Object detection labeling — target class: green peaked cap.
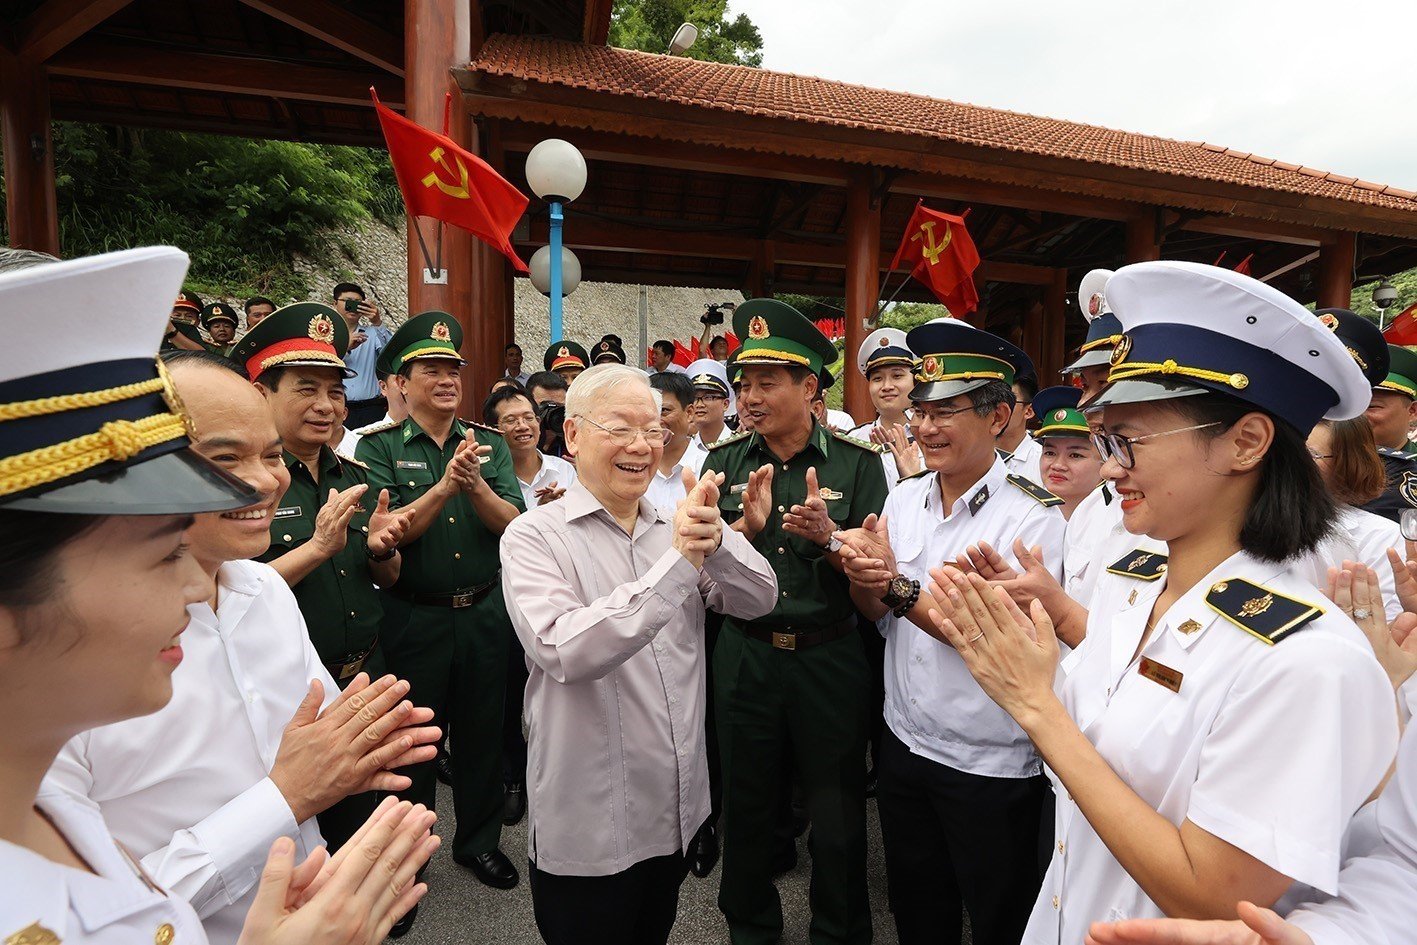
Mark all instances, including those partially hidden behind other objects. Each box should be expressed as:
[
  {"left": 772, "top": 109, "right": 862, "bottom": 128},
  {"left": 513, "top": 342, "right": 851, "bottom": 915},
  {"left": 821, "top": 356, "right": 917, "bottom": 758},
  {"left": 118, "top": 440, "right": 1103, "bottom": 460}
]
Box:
[
  {"left": 382, "top": 311, "right": 464, "bottom": 374},
  {"left": 729, "top": 298, "right": 838, "bottom": 378}
]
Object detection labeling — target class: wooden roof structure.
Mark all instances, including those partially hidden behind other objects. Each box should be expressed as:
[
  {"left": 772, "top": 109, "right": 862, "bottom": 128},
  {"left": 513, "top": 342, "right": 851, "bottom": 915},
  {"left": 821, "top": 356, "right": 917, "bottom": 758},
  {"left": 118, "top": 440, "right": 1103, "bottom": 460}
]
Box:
[{"left": 5, "top": 1, "right": 1416, "bottom": 413}]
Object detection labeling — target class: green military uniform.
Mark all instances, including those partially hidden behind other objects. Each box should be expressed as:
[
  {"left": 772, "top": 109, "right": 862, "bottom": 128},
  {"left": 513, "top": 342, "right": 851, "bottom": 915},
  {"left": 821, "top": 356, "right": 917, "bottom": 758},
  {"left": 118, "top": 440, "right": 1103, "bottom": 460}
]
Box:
[
  {"left": 230, "top": 300, "right": 381, "bottom": 851},
  {"left": 163, "top": 290, "right": 206, "bottom": 351},
  {"left": 355, "top": 312, "right": 526, "bottom": 863},
  {"left": 702, "top": 299, "right": 887, "bottom": 945},
  {"left": 200, "top": 301, "right": 240, "bottom": 357}
]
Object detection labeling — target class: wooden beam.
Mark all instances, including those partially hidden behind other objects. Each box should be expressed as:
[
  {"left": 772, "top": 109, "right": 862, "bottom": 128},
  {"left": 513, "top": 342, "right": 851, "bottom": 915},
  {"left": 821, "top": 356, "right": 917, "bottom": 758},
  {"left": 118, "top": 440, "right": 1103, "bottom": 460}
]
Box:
[
  {"left": 582, "top": 0, "right": 613, "bottom": 45},
  {"left": 234, "top": 0, "right": 404, "bottom": 76},
  {"left": 1, "top": 52, "right": 60, "bottom": 253},
  {"left": 47, "top": 38, "right": 404, "bottom": 107},
  {"left": 16, "top": 0, "right": 133, "bottom": 62},
  {"left": 1316, "top": 232, "right": 1356, "bottom": 309}
]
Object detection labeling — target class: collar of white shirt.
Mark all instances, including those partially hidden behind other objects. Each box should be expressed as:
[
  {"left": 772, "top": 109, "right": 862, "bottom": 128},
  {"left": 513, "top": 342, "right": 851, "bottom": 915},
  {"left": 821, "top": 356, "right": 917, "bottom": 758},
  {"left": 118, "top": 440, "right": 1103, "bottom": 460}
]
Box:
[
  {"left": 561, "top": 480, "right": 667, "bottom": 527},
  {"left": 923, "top": 455, "right": 1010, "bottom": 520}
]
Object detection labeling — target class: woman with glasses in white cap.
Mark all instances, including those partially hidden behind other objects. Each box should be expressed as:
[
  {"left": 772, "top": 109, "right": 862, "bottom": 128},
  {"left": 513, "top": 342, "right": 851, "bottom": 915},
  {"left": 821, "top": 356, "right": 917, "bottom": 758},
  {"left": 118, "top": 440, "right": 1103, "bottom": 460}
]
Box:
[
  {"left": 0, "top": 248, "right": 435, "bottom": 945},
  {"left": 922, "top": 261, "right": 1400, "bottom": 945}
]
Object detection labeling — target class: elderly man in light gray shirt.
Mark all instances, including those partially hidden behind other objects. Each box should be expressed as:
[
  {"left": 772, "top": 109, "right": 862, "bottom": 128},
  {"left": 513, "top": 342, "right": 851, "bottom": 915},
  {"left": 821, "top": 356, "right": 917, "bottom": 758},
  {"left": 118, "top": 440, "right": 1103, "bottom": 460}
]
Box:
[{"left": 500, "top": 364, "right": 778, "bottom": 945}]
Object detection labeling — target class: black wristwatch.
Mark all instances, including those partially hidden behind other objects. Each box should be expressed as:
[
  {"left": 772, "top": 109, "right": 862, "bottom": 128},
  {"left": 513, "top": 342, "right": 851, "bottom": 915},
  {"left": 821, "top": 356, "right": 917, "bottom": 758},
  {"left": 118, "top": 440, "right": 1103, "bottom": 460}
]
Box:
[
  {"left": 881, "top": 575, "right": 921, "bottom": 618},
  {"left": 366, "top": 544, "right": 397, "bottom": 563}
]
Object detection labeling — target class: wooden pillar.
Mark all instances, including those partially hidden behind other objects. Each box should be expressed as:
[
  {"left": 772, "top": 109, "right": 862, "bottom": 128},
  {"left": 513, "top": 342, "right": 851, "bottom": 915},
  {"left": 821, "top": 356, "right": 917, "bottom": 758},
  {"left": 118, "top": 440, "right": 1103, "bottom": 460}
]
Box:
[
  {"left": 1316, "top": 232, "right": 1356, "bottom": 309},
  {"left": 404, "top": 0, "right": 476, "bottom": 412},
  {"left": 1022, "top": 299, "right": 1044, "bottom": 380},
  {"left": 1125, "top": 211, "right": 1161, "bottom": 263},
  {"left": 746, "top": 241, "right": 775, "bottom": 298},
  {"left": 843, "top": 169, "right": 879, "bottom": 422},
  {"left": 1042, "top": 268, "right": 1067, "bottom": 384},
  {"left": 1, "top": 53, "right": 60, "bottom": 254},
  {"left": 468, "top": 117, "right": 511, "bottom": 402}
]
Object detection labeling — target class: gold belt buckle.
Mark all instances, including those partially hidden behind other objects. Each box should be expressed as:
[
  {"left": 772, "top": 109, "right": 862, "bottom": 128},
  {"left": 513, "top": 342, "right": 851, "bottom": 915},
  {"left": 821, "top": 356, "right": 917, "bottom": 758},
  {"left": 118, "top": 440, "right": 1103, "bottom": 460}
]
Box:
[
  {"left": 338, "top": 656, "right": 367, "bottom": 680},
  {"left": 451, "top": 592, "right": 474, "bottom": 608},
  {"left": 771, "top": 631, "right": 796, "bottom": 651}
]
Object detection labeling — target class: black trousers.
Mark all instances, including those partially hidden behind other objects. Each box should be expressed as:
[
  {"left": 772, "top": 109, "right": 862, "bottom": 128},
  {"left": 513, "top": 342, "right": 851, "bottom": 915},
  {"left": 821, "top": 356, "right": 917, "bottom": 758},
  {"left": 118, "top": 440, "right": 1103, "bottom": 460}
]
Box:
[
  {"left": 529, "top": 852, "right": 688, "bottom": 945},
  {"left": 503, "top": 624, "right": 529, "bottom": 786},
  {"left": 857, "top": 613, "right": 887, "bottom": 770},
  {"left": 878, "top": 726, "right": 1048, "bottom": 945},
  {"left": 345, "top": 395, "right": 387, "bottom": 428}
]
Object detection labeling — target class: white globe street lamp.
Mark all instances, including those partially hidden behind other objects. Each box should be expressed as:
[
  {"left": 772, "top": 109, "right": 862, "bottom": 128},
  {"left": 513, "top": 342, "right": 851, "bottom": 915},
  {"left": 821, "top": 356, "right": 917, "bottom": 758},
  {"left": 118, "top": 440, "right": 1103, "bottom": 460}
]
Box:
[
  {"left": 526, "top": 140, "right": 588, "bottom": 344},
  {"left": 529, "top": 245, "right": 582, "bottom": 297}
]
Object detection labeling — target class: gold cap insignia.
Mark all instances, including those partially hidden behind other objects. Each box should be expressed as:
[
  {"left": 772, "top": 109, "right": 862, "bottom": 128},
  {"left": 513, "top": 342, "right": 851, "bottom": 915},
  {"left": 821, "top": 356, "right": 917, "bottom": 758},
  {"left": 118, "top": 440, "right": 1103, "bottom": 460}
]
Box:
[
  {"left": 307, "top": 313, "right": 335, "bottom": 343},
  {"left": 879, "top": 336, "right": 890, "bottom": 346},
  {"left": 1088, "top": 292, "right": 1105, "bottom": 317},
  {"left": 1110, "top": 334, "right": 1132, "bottom": 367},
  {"left": 922, "top": 355, "right": 941, "bottom": 380},
  {"left": 599, "top": 341, "right": 610, "bottom": 351},
  {"left": 1319, "top": 312, "right": 1339, "bottom": 331},
  {"left": 1054, "top": 409, "right": 1068, "bottom": 421},
  {"left": 748, "top": 315, "right": 770, "bottom": 340},
  {"left": 431, "top": 321, "right": 452, "bottom": 342},
  {"left": 558, "top": 345, "right": 569, "bottom": 357}
]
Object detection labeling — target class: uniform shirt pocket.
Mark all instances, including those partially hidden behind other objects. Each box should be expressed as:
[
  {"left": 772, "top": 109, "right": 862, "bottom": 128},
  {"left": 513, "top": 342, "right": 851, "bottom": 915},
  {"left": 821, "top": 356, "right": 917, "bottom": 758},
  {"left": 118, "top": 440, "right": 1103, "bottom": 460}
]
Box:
[{"left": 269, "top": 508, "right": 315, "bottom": 551}]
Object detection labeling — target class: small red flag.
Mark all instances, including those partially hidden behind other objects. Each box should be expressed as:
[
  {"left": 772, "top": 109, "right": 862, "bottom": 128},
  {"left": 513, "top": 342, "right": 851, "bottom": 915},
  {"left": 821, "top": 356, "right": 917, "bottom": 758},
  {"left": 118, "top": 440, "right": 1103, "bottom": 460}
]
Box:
[
  {"left": 725, "top": 332, "right": 741, "bottom": 355},
  {"left": 672, "top": 340, "right": 696, "bottom": 367},
  {"left": 888, "top": 200, "right": 981, "bottom": 315},
  {"left": 371, "top": 90, "right": 529, "bottom": 272},
  {"left": 1233, "top": 253, "right": 1254, "bottom": 276},
  {"left": 1384, "top": 302, "right": 1417, "bottom": 346}
]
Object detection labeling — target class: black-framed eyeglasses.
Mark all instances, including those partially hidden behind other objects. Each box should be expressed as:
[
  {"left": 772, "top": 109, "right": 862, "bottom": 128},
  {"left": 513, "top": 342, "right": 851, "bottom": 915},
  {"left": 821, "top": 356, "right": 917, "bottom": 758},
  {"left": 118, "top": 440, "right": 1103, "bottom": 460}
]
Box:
[{"left": 1090, "top": 422, "right": 1221, "bottom": 470}]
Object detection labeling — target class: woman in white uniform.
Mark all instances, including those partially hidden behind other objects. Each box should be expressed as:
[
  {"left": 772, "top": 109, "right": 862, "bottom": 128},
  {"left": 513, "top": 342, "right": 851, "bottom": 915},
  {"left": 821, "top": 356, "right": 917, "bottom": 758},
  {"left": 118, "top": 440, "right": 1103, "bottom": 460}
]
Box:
[
  {"left": 0, "top": 248, "right": 435, "bottom": 945},
  {"left": 1031, "top": 385, "right": 1103, "bottom": 520},
  {"left": 922, "top": 261, "right": 1400, "bottom": 944}
]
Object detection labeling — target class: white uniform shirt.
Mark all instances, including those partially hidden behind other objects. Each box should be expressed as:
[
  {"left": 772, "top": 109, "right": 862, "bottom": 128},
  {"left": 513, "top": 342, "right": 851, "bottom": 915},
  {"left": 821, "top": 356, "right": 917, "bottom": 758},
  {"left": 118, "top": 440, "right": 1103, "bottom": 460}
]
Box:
[
  {"left": 1002, "top": 433, "right": 1044, "bottom": 484},
  {"left": 880, "top": 458, "right": 1067, "bottom": 778},
  {"left": 644, "top": 439, "right": 708, "bottom": 511},
  {"left": 1289, "top": 710, "right": 1417, "bottom": 945},
  {"left": 1293, "top": 506, "right": 1405, "bottom": 621},
  {"left": 1062, "top": 484, "right": 1164, "bottom": 611},
  {"left": 1, "top": 785, "right": 209, "bottom": 945},
  {"left": 517, "top": 452, "right": 578, "bottom": 512},
  {"left": 45, "top": 560, "right": 337, "bottom": 945},
  {"left": 824, "top": 408, "right": 856, "bottom": 433},
  {"left": 1027, "top": 550, "right": 1398, "bottom": 945}
]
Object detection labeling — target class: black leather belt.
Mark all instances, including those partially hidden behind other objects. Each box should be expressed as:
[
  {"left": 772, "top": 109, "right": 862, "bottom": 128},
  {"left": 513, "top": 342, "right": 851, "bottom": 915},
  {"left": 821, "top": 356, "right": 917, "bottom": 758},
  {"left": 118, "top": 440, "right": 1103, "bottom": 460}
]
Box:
[
  {"left": 324, "top": 638, "right": 378, "bottom": 682},
  {"left": 385, "top": 573, "right": 499, "bottom": 609},
  {"left": 740, "top": 616, "right": 856, "bottom": 651}
]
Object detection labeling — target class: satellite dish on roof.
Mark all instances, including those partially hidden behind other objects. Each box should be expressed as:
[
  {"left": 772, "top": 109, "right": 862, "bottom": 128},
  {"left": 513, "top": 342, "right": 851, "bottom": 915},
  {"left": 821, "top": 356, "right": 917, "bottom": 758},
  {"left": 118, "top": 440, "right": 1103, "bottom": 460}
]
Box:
[{"left": 668, "top": 23, "right": 698, "bottom": 56}]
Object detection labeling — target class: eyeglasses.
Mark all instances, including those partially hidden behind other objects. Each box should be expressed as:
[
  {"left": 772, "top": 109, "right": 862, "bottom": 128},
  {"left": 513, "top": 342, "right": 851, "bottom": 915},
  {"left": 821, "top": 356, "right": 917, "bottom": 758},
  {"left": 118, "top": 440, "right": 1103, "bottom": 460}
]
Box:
[
  {"left": 1307, "top": 449, "right": 1334, "bottom": 460},
  {"left": 910, "top": 404, "right": 978, "bottom": 427},
  {"left": 694, "top": 394, "right": 727, "bottom": 404},
  {"left": 575, "top": 414, "right": 672, "bottom": 447},
  {"left": 496, "top": 412, "right": 537, "bottom": 430},
  {"left": 1090, "top": 422, "right": 1221, "bottom": 470}
]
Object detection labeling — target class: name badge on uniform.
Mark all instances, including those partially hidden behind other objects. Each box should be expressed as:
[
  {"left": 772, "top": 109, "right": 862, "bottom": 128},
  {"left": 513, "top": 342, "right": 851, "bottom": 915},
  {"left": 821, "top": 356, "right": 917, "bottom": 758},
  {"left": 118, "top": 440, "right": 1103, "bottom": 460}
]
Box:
[
  {"left": 273, "top": 506, "right": 302, "bottom": 520},
  {"left": 731, "top": 482, "right": 749, "bottom": 495},
  {"left": 1138, "top": 657, "right": 1183, "bottom": 694},
  {"left": 396, "top": 460, "right": 429, "bottom": 470}
]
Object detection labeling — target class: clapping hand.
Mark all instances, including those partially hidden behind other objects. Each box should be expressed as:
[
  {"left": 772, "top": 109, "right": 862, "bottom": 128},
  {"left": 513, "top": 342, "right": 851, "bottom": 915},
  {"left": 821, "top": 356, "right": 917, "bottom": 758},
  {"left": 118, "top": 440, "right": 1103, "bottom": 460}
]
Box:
[
  {"left": 673, "top": 469, "right": 726, "bottom": 569},
  {"left": 782, "top": 466, "right": 835, "bottom": 547},
  {"left": 366, "top": 488, "right": 414, "bottom": 555},
  {"left": 737, "top": 463, "right": 774, "bottom": 539},
  {"left": 447, "top": 436, "right": 493, "bottom": 493},
  {"left": 871, "top": 422, "right": 922, "bottom": 479},
  {"left": 1328, "top": 560, "right": 1417, "bottom": 690},
  {"left": 238, "top": 797, "right": 439, "bottom": 945},
  {"left": 1387, "top": 539, "right": 1417, "bottom": 614},
  {"left": 534, "top": 481, "right": 568, "bottom": 505},
  {"left": 955, "top": 539, "right": 1063, "bottom": 611},
  {"left": 836, "top": 513, "right": 897, "bottom": 595},
  {"left": 1084, "top": 900, "right": 1312, "bottom": 945},
  {"left": 311, "top": 485, "right": 367, "bottom": 557}
]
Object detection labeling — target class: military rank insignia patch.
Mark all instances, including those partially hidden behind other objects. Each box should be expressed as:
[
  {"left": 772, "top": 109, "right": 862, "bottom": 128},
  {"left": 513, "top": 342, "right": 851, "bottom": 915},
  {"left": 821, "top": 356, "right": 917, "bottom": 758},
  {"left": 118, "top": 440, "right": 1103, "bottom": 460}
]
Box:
[
  {"left": 1105, "top": 549, "right": 1168, "bottom": 580},
  {"left": 1005, "top": 473, "right": 1064, "bottom": 507},
  {"left": 1401, "top": 470, "right": 1417, "bottom": 509},
  {"left": 967, "top": 484, "right": 990, "bottom": 515},
  {"left": 1205, "top": 577, "right": 1322, "bottom": 645}
]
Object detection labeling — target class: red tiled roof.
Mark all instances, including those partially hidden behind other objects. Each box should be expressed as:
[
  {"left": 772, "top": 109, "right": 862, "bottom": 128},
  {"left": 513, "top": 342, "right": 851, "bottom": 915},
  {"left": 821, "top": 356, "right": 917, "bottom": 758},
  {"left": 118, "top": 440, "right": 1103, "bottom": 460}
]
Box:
[{"left": 469, "top": 35, "right": 1417, "bottom": 216}]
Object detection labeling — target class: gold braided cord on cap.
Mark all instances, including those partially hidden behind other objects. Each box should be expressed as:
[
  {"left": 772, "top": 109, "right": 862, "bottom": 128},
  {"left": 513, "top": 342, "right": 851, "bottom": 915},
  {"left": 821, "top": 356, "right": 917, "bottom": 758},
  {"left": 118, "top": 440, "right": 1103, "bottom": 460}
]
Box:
[
  {"left": 737, "top": 348, "right": 812, "bottom": 367},
  {"left": 257, "top": 350, "right": 347, "bottom": 372},
  {"left": 1108, "top": 359, "right": 1250, "bottom": 391},
  {"left": 0, "top": 376, "right": 166, "bottom": 423},
  {"left": 399, "top": 346, "right": 464, "bottom": 363},
  {"left": 0, "top": 413, "right": 188, "bottom": 497},
  {"left": 1380, "top": 379, "right": 1417, "bottom": 398},
  {"left": 1078, "top": 334, "right": 1123, "bottom": 354}
]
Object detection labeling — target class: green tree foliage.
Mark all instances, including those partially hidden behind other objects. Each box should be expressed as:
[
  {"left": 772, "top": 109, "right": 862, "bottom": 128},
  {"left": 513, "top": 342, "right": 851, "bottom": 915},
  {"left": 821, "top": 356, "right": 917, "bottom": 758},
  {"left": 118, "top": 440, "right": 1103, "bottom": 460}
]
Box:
[
  {"left": 1, "top": 123, "right": 401, "bottom": 301},
  {"left": 609, "top": 0, "right": 763, "bottom": 66}
]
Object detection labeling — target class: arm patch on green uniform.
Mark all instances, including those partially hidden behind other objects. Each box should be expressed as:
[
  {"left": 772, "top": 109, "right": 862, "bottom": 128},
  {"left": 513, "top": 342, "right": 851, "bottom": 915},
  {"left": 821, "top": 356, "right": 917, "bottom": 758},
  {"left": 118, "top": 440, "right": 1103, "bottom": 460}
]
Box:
[
  {"left": 1106, "top": 550, "right": 1169, "bottom": 580},
  {"left": 1006, "top": 473, "right": 1063, "bottom": 507},
  {"left": 1205, "top": 577, "right": 1322, "bottom": 646}
]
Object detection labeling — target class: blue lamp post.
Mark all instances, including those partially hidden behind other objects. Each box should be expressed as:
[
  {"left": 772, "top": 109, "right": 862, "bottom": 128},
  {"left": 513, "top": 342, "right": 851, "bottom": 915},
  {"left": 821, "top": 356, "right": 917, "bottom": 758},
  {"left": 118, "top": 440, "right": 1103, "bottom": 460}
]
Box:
[{"left": 526, "top": 139, "right": 588, "bottom": 342}]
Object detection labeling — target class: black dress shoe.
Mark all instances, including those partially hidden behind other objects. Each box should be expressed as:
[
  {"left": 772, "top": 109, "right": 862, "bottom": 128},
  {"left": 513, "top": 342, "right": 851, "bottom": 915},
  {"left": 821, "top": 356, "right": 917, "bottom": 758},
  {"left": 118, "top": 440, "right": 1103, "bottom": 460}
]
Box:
[
  {"left": 502, "top": 782, "right": 525, "bottom": 826},
  {"left": 456, "top": 849, "right": 520, "bottom": 889},
  {"left": 688, "top": 822, "right": 719, "bottom": 878},
  {"left": 388, "top": 903, "right": 418, "bottom": 939},
  {"left": 435, "top": 754, "right": 453, "bottom": 786}
]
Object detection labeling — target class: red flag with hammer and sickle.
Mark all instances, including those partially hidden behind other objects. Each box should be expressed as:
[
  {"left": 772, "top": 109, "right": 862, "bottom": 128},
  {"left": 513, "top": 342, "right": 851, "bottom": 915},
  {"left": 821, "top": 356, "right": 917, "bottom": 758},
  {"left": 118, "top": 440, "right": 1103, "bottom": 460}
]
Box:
[
  {"left": 372, "top": 90, "right": 529, "bottom": 272},
  {"left": 888, "top": 200, "right": 981, "bottom": 315}
]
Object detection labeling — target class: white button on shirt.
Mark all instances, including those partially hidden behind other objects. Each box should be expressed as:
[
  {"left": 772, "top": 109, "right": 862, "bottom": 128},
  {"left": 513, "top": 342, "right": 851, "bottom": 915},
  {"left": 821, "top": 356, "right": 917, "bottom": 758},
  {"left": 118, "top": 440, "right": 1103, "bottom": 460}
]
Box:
[
  {"left": 880, "top": 457, "right": 1066, "bottom": 778},
  {"left": 1026, "top": 550, "right": 1398, "bottom": 945},
  {"left": 516, "top": 451, "right": 578, "bottom": 512},
  {"left": 45, "top": 560, "right": 337, "bottom": 945},
  {"left": 1, "top": 785, "right": 210, "bottom": 945}
]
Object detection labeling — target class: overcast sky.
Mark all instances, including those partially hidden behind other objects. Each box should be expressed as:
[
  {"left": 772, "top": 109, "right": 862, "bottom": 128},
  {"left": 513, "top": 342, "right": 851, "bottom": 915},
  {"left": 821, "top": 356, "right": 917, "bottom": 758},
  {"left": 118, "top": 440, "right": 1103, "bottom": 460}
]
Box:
[{"left": 735, "top": 0, "right": 1417, "bottom": 190}]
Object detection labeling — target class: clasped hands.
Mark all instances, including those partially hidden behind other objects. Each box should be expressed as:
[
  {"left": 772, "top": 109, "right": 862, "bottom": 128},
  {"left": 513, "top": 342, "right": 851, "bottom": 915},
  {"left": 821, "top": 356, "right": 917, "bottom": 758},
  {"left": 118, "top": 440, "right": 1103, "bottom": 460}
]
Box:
[
  {"left": 444, "top": 436, "right": 493, "bottom": 494},
  {"left": 673, "top": 469, "right": 726, "bottom": 569}
]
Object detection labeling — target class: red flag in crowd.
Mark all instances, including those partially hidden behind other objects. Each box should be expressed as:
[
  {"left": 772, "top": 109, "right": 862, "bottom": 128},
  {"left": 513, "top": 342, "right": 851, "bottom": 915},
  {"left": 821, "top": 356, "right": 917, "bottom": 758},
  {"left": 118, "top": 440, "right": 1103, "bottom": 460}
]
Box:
[
  {"left": 724, "top": 332, "right": 741, "bottom": 354},
  {"left": 371, "top": 89, "right": 529, "bottom": 272},
  {"left": 888, "top": 200, "right": 981, "bottom": 315},
  {"left": 1233, "top": 253, "right": 1254, "bottom": 276},
  {"left": 813, "top": 317, "right": 846, "bottom": 341},
  {"left": 672, "top": 340, "right": 696, "bottom": 367},
  {"left": 1384, "top": 302, "right": 1417, "bottom": 346}
]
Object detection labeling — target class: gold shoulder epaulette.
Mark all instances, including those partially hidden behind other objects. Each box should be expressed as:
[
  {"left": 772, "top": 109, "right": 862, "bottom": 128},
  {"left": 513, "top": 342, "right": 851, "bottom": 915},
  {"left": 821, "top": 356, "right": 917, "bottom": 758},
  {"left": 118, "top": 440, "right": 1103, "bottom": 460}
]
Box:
[
  {"left": 1105, "top": 549, "right": 1169, "bottom": 581},
  {"left": 707, "top": 429, "right": 752, "bottom": 451},
  {"left": 1206, "top": 577, "right": 1322, "bottom": 646},
  {"left": 335, "top": 451, "right": 368, "bottom": 470},
  {"left": 460, "top": 418, "right": 504, "bottom": 437},
  {"left": 831, "top": 430, "right": 885, "bottom": 453},
  {"left": 355, "top": 417, "right": 401, "bottom": 437},
  {"left": 1006, "top": 473, "right": 1063, "bottom": 507}
]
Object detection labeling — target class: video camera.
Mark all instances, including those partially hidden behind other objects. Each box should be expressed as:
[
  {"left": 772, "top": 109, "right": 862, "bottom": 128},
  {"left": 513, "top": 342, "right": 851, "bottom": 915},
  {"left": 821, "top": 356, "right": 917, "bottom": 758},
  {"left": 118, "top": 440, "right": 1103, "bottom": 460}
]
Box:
[
  {"left": 536, "top": 399, "right": 567, "bottom": 457},
  {"left": 701, "top": 301, "right": 736, "bottom": 326}
]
